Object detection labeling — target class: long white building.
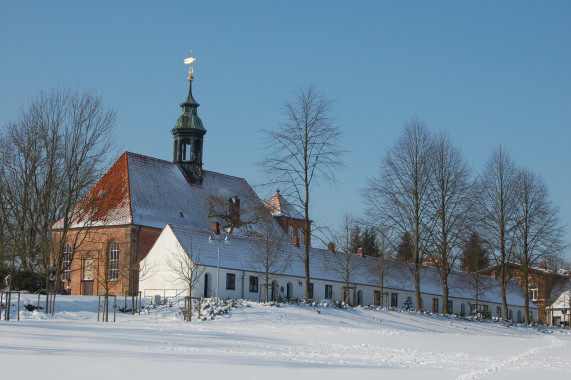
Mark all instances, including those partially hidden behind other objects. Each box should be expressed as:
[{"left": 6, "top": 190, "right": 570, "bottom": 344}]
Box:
[{"left": 140, "top": 223, "right": 537, "bottom": 322}]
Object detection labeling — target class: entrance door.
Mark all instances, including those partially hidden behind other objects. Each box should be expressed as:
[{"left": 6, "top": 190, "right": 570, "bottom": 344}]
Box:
[
  {"left": 204, "top": 273, "right": 209, "bottom": 298},
  {"left": 271, "top": 281, "right": 278, "bottom": 301},
  {"left": 82, "top": 258, "right": 94, "bottom": 295},
  {"left": 83, "top": 281, "right": 94, "bottom": 295}
]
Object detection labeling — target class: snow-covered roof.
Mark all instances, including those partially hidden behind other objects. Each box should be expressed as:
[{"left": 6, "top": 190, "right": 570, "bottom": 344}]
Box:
[
  {"left": 164, "top": 223, "right": 534, "bottom": 308},
  {"left": 265, "top": 191, "right": 304, "bottom": 220},
  {"left": 549, "top": 280, "right": 571, "bottom": 309},
  {"left": 58, "top": 152, "right": 287, "bottom": 238}
]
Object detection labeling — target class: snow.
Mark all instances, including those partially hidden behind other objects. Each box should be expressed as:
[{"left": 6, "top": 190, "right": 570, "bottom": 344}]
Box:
[
  {"left": 165, "top": 224, "right": 534, "bottom": 309},
  {"left": 266, "top": 191, "right": 305, "bottom": 220},
  {"left": 1, "top": 295, "right": 570, "bottom": 379},
  {"left": 127, "top": 153, "right": 281, "bottom": 237}
]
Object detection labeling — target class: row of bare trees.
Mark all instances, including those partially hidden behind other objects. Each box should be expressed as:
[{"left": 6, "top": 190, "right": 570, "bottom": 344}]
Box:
[
  {"left": 258, "top": 85, "right": 565, "bottom": 321},
  {"left": 0, "top": 87, "right": 117, "bottom": 294},
  {"left": 363, "top": 118, "right": 566, "bottom": 321}
]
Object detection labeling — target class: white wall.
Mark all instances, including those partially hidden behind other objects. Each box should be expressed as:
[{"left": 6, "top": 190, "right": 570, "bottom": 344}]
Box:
[
  {"left": 179, "top": 265, "right": 536, "bottom": 322},
  {"left": 139, "top": 228, "right": 536, "bottom": 322}
]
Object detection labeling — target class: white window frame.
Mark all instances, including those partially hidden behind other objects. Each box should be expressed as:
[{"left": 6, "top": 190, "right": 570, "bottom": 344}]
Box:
[
  {"left": 62, "top": 244, "right": 72, "bottom": 282},
  {"left": 529, "top": 284, "right": 538, "bottom": 301},
  {"left": 325, "top": 284, "right": 333, "bottom": 299},
  {"left": 109, "top": 242, "right": 120, "bottom": 281}
]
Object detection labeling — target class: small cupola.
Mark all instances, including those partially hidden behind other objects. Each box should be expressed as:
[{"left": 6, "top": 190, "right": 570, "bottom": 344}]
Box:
[{"left": 172, "top": 52, "right": 207, "bottom": 185}]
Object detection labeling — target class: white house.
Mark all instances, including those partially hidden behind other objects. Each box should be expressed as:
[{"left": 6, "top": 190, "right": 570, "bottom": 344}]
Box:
[
  {"left": 547, "top": 282, "right": 571, "bottom": 326},
  {"left": 140, "top": 223, "right": 537, "bottom": 322}
]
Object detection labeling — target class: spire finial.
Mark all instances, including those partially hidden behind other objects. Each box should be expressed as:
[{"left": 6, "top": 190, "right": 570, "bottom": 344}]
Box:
[
  {"left": 184, "top": 50, "right": 197, "bottom": 81},
  {"left": 276, "top": 188, "right": 280, "bottom": 195}
]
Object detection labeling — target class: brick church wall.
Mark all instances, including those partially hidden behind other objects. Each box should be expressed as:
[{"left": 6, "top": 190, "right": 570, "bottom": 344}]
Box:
[
  {"left": 274, "top": 216, "right": 311, "bottom": 246},
  {"left": 56, "top": 224, "right": 161, "bottom": 296}
]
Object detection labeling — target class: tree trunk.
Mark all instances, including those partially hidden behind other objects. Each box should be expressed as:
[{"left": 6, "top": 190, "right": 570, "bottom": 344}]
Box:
[
  {"left": 523, "top": 269, "right": 530, "bottom": 324},
  {"left": 442, "top": 281, "right": 449, "bottom": 314},
  {"left": 475, "top": 275, "right": 479, "bottom": 313},
  {"left": 501, "top": 264, "right": 508, "bottom": 321},
  {"left": 265, "top": 273, "right": 269, "bottom": 303},
  {"left": 304, "top": 191, "right": 310, "bottom": 300},
  {"left": 380, "top": 271, "right": 385, "bottom": 309},
  {"left": 414, "top": 270, "right": 421, "bottom": 311}
]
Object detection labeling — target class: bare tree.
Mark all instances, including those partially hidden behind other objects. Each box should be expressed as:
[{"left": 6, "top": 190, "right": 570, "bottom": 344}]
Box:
[
  {"left": 249, "top": 215, "right": 290, "bottom": 302},
  {"left": 364, "top": 118, "right": 434, "bottom": 311},
  {"left": 458, "top": 233, "right": 493, "bottom": 314},
  {"left": 478, "top": 146, "right": 519, "bottom": 320},
  {"left": 323, "top": 214, "right": 361, "bottom": 304},
  {"left": 0, "top": 87, "right": 117, "bottom": 295},
  {"left": 260, "top": 85, "right": 344, "bottom": 299},
  {"left": 367, "top": 231, "right": 396, "bottom": 308},
  {"left": 206, "top": 193, "right": 270, "bottom": 235},
  {"left": 513, "top": 168, "right": 566, "bottom": 323},
  {"left": 166, "top": 239, "right": 205, "bottom": 321},
  {"left": 427, "top": 131, "right": 475, "bottom": 314}
]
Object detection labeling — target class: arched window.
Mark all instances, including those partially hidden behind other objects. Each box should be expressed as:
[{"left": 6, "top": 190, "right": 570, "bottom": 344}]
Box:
[
  {"left": 298, "top": 228, "right": 304, "bottom": 245},
  {"left": 288, "top": 225, "right": 294, "bottom": 238},
  {"left": 109, "top": 242, "right": 120, "bottom": 281},
  {"left": 62, "top": 244, "right": 72, "bottom": 281}
]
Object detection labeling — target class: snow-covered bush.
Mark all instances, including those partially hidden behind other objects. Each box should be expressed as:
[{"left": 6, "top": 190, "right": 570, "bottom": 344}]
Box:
[{"left": 402, "top": 296, "right": 413, "bottom": 311}]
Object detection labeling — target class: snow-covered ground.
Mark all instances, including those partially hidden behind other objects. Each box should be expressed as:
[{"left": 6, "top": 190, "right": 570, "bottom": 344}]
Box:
[{"left": 1, "top": 295, "right": 570, "bottom": 379}]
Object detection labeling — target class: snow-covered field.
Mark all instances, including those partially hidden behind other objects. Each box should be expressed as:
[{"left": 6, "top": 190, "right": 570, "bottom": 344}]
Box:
[{"left": 1, "top": 296, "right": 570, "bottom": 379}]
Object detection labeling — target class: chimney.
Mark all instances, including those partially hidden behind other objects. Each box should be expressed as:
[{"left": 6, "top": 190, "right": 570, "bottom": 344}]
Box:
[
  {"left": 540, "top": 261, "right": 547, "bottom": 269},
  {"left": 211, "top": 221, "right": 220, "bottom": 235},
  {"left": 292, "top": 236, "right": 299, "bottom": 247},
  {"left": 229, "top": 196, "right": 240, "bottom": 221},
  {"left": 552, "top": 264, "right": 557, "bottom": 272},
  {"left": 491, "top": 270, "right": 497, "bottom": 278},
  {"left": 327, "top": 242, "right": 335, "bottom": 251},
  {"left": 357, "top": 247, "right": 364, "bottom": 256}
]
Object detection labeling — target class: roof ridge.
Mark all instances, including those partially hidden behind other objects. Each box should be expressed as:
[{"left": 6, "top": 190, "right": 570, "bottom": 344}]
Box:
[
  {"left": 124, "top": 152, "right": 134, "bottom": 222},
  {"left": 203, "top": 169, "right": 247, "bottom": 182},
  {"left": 124, "top": 151, "right": 250, "bottom": 183},
  {"left": 276, "top": 193, "right": 283, "bottom": 212},
  {"left": 167, "top": 223, "right": 298, "bottom": 247},
  {"left": 125, "top": 151, "right": 174, "bottom": 165}
]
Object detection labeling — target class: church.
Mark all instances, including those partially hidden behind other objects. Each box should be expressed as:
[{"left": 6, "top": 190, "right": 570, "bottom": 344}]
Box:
[
  {"left": 57, "top": 60, "right": 306, "bottom": 297},
  {"left": 57, "top": 59, "right": 535, "bottom": 322}
]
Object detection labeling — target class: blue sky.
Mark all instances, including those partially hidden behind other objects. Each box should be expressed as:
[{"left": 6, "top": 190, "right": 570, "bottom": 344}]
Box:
[{"left": 1, "top": 1, "right": 570, "bottom": 261}]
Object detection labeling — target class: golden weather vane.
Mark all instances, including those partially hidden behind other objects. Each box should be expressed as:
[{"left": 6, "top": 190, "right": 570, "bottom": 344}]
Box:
[{"left": 184, "top": 50, "right": 197, "bottom": 79}]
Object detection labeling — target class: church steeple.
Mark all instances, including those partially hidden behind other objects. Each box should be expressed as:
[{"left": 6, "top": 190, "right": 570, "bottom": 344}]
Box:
[{"left": 172, "top": 52, "right": 206, "bottom": 185}]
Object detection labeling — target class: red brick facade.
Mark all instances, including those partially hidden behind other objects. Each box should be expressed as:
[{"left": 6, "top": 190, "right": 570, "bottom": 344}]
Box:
[
  {"left": 481, "top": 263, "right": 567, "bottom": 323},
  {"left": 273, "top": 215, "right": 311, "bottom": 246},
  {"left": 55, "top": 225, "right": 161, "bottom": 296}
]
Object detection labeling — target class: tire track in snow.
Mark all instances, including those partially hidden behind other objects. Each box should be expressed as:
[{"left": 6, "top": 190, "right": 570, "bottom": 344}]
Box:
[{"left": 457, "top": 335, "right": 564, "bottom": 380}]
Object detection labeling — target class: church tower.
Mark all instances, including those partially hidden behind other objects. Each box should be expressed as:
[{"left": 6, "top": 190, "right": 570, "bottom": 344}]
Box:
[{"left": 172, "top": 53, "right": 206, "bottom": 185}]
